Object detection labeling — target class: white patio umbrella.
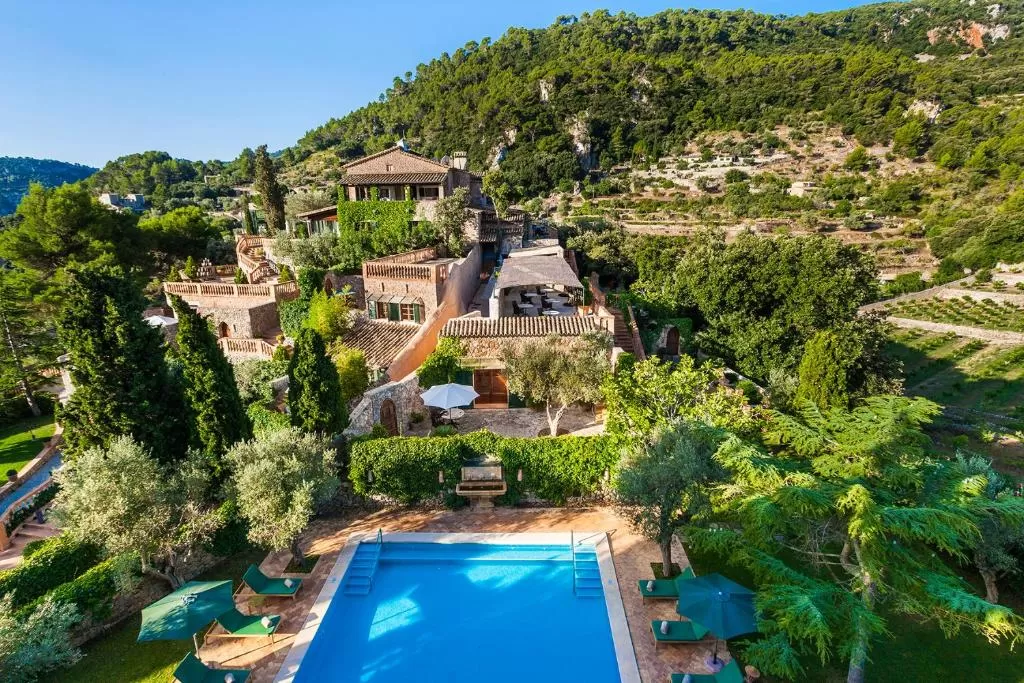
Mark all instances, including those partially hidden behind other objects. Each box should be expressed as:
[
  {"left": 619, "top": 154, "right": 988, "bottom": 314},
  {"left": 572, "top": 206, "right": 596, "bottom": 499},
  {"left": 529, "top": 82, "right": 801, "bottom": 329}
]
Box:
[{"left": 421, "top": 383, "right": 479, "bottom": 425}]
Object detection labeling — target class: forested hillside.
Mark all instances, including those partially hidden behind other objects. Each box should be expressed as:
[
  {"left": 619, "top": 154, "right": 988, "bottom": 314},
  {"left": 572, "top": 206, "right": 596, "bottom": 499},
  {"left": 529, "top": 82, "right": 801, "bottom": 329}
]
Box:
[
  {"left": 0, "top": 157, "right": 96, "bottom": 215},
  {"left": 289, "top": 0, "right": 1023, "bottom": 183}
]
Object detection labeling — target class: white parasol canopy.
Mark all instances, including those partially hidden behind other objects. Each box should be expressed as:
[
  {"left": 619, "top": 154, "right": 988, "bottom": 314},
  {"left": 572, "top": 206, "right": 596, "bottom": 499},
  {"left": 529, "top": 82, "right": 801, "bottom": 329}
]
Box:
[{"left": 420, "top": 383, "right": 479, "bottom": 410}]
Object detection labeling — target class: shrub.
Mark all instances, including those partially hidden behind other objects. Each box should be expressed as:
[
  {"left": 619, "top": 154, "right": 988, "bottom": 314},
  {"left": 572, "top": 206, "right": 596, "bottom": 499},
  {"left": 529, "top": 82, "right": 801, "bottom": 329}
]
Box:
[
  {"left": 21, "top": 539, "right": 47, "bottom": 560},
  {"left": 349, "top": 433, "right": 620, "bottom": 505},
  {"left": 246, "top": 403, "right": 290, "bottom": 437},
  {"left": 430, "top": 425, "right": 458, "bottom": 437},
  {"left": 0, "top": 596, "right": 82, "bottom": 681},
  {"left": 0, "top": 536, "right": 103, "bottom": 609},
  {"left": 19, "top": 553, "right": 140, "bottom": 621}
]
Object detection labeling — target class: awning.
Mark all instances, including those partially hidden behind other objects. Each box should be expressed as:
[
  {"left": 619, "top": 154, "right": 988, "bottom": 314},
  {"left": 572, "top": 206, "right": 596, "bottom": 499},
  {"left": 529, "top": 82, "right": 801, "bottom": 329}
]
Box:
[
  {"left": 366, "top": 293, "right": 425, "bottom": 305},
  {"left": 495, "top": 253, "right": 583, "bottom": 292}
]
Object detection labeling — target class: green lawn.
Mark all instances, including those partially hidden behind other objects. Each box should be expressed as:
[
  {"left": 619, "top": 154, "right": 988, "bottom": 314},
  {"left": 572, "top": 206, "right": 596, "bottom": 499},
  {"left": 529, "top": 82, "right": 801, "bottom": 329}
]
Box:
[
  {"left": 54, "top": 548, "right": 265, "bottom": 683},
  {"left": 686, "top": 544, "right": 1024, "bottom": 683},
  {"left": 0, "top": 414, "right": 56, "bottom": 475}
]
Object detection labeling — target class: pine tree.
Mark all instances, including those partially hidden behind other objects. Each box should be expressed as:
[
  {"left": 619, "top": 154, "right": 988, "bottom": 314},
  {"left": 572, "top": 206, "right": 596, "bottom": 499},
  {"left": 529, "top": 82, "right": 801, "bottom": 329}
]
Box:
[
  {"left": 168, "top": 296, "right": 251, "bottom": 471},
  {"left": 253, "top": 145, "right": 286, "bottom": 236},
  {"left": 57, "top": 265, "right": 185, "bottom": 462},
  {"left": 689, "top": 396, "right": 1024, "bottom": 683},
  {"left": 0, "top": 269, "right": 59, "bottom": 416},
  {"left": 287, "top": 328, "right": 346, "bottom": 435}
]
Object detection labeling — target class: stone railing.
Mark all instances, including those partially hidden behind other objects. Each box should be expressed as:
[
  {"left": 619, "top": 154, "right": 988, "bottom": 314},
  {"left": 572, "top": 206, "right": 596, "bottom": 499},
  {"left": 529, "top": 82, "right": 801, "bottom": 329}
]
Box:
[
  {"left": 363, "top": 261, "right": 447, "bottom": 282},
  {"left": 373, "top": 247, "right": 437, "bottom": 265},
  {"left": 218, "top": 337, "right": 277, "bottom": 358},
  {"left": 164, "top": 280, "right": 297, "bottom": 302},
  {"left": 625, "top": 302, "right": 647, "bottom": 361}
]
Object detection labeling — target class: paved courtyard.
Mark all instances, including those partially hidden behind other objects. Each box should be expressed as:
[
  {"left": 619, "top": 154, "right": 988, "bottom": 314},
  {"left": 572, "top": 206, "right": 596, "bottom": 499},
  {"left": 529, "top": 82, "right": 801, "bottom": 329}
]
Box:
[{"left": 200, "top": 507, "right": 734, "bottom": 683}]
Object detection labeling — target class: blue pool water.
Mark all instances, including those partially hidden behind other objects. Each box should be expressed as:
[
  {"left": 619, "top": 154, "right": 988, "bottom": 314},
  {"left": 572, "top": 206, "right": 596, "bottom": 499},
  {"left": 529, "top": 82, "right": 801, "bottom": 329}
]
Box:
[
  {"left": 0, "top": 453, "right": 62, "bottom": 516},
  {"left": 294, "top": 542, "right": 622, "bottom": 683}
]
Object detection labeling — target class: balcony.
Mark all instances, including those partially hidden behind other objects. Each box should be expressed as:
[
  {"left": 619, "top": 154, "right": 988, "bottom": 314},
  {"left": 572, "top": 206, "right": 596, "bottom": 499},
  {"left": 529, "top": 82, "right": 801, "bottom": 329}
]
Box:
[
  {"left": 362, "top": 247, "right": 453, "bottom": 283},
  {"left": 163, "top": 280, "right": 298, "bottom": 303}
]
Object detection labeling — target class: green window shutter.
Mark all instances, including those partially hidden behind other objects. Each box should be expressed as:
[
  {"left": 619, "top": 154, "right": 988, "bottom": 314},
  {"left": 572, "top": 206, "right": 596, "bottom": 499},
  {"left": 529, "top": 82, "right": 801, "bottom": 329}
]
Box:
[
  {"left": 413, "top": 304, "right": 423, "bottom": 323},
  {"left": 508, "top": 392, "right": 526, "bottom": 409},
  {"left": 388, "top": 302, "right": 400, "bottom": 321},
  {"left": 367, "top": 301, "right": 377, "bottom": 319},
  {"left": 454, "top": 369, "right": 475, "bottom": 408}
]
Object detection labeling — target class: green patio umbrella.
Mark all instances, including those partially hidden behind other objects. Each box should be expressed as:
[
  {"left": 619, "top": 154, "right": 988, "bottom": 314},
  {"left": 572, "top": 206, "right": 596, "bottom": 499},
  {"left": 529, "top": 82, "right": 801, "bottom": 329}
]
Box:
[
  {"left": 676, "top": 573, "right": 757, "bottom": 670},
  {"left": 138, "top": 580, "right": 235, "bottom": 653}
]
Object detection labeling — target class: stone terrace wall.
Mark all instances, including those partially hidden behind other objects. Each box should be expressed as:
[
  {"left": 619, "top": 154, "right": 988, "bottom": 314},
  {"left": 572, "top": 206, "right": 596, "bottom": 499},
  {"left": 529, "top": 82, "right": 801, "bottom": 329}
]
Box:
[
  {"left": 887, "top": 317, "right": 1024, "bottom": 344},
  {"left": 346, "top": 372, "right": 426, "bottom": 436}
]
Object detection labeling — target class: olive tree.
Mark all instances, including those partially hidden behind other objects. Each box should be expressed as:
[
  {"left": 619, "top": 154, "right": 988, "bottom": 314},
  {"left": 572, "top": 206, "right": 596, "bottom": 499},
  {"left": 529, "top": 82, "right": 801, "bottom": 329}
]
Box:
[
  {"left": 0, "top": 596, "right": 81, "bottom": 681},
  {"left": 51, "top": 436, "right": 221, "bottom": 588},
  {"left": 501, "top": 331, "right": 611, "bottom": 435},
  {"left": 226, "top": 428, "right": 339, "bottom": 564}
]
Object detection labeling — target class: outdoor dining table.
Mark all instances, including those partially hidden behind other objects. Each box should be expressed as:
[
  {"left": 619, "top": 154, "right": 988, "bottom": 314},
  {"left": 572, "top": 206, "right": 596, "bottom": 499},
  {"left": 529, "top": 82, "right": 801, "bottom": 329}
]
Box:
[{"left": 542, "top": 309, "right": 561, "bottom": 316}]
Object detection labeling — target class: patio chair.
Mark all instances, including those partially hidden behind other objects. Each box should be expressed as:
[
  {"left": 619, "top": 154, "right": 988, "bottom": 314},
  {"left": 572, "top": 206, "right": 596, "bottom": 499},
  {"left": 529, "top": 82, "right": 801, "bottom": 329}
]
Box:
[
  {"left": 241, "top": 564, "right": 302, "bottom": 599},
  {"left": 208, "top": 607, "right": 281, "bottom": 643},
  {"left": 173, "top": 652, "right": 250, "bottom": 683},
  {"left": 669, "top": 660, "right": 744, "bottom": 683},
  {"left": 650, "top": 619, "right": 710, "bottom": 648},
  {"left": 637, "top": 566, "right": 695, "bottom": 602}
]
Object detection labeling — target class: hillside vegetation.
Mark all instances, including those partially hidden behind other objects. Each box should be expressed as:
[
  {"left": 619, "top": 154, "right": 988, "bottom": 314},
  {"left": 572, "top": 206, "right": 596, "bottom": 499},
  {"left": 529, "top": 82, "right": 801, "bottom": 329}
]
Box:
[{"left": 0, "top": 157, "right": 96, "bottom": 215}]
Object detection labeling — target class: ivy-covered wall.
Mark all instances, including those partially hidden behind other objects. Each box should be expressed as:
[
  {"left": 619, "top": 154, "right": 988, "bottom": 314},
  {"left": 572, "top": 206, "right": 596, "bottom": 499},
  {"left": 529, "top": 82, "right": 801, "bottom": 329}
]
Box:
[
  {"left": 349, "top": 432, "right": 621, "bottom": 506},
  {"left": 334, "top": 191, "right": 436, "bottom": 272}
]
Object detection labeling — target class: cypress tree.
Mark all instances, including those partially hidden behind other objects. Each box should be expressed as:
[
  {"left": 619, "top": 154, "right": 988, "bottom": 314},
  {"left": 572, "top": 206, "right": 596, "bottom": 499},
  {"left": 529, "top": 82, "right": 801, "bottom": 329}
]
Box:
[
  {"left": 253, "top": 145, "right": 286, "bottom": 236},
  {"left": 57, "top": 264, "right": 185, "bottom": 462},
  {"left": 240, "top": 195, "right": 255, "bottom": 235},
  {"left": 168, "top": 296, "right": 251, "bottom": 470},
  {"left": 287, "top": 328, "right": 346, "bottom": 435}
]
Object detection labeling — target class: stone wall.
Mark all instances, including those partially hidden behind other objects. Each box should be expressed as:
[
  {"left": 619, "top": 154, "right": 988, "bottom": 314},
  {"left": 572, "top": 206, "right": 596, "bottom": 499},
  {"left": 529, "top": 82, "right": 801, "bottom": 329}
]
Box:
[
  {"left": 325, "top": 273, "right": 365, "bottom": 309},
  {"left": 385, "top": 244, "right": 482, "bottom": 381},
  {"left": 345, "top": 372, "right": 426, "bottom": 436},
  {"left": 363, "top": 270, "right": 446, "bottom": 319},
  {"left": 887, "top": 317, "right": 1024, "bottom": 343},
  {"left": 197, "top": 301, "right": 280, "bottom": 339}
]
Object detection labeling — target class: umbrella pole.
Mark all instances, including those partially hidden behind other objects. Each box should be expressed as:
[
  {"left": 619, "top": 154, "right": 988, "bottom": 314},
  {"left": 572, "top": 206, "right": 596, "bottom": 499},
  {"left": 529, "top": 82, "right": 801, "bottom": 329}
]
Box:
[{"left": 193, "top": 633, "right": 200, "bottom": 656}]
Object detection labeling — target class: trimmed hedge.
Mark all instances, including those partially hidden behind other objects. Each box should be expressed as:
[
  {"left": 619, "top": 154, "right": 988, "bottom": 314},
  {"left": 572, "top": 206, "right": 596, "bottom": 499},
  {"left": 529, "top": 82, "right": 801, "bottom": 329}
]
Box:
[
  {"left": 349, "top": 432, "right": 622, "bottom": 506},
  {"left": 0, "top": 535, "right": 103, "bottom": 609},
  {"left": 19, "top": 552, "right": 140, "bottom": 621}
]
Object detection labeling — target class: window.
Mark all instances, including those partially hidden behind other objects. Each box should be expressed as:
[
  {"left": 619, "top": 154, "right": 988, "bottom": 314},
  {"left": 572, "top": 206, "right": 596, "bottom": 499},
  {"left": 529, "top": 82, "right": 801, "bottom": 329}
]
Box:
[
  {"left": 386, "top": 164, "right": 394, "bottom": 172},
  {"left": 400, "top": 303, "right": 415, "bottom": 321},
  {"left": 417, "top": 186, "right": 439, "bottom": 200},
  {"left": 375, "top": 301, "right": 388, "bottom": 319}
]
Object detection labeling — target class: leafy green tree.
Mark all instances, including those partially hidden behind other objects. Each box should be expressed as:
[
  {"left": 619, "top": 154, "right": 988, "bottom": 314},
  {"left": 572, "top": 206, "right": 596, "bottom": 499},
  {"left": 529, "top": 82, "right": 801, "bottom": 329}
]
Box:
[
  {"left": 501, "top": 331, "right": 611, "bottom": 435},
  {"left": 0, "top": 270, "right": 59, "bottom": 416},
  {"left": 233, "top": 147, "right": 255, "bottom": 181},
  {"left": 482, "top": 169, "right": 514, "bottom": 218},
  {"left": 892, "top": 118, "right": 929, "bottom": 158},
  {"left": 329, "top": 342, "right": 370, "bottom": 404},
  {"left": 226, "top": 428, "right": 339, "bottom": 564},
  {"left": 51, "top": 436, "right": 221, "bottom": 588},
  {"left": 615, "top": 420, "right": 726, "bottom": 572},
  {"left": 603, "top": 354, "right": 757, "bottom": 436},
  {"left": 240, "top": 195, "right": 255, "bottom": 235},
  {"left": 288, "top": 328, "right": 346, "bottom": 435},
  {"left": 138, "top": 206, "right": 219, "bottom": 272},
  {"left": 843, "top": 146, "right": 873, "bottom": 171},
  {"left": 432, "top": 187, "right": 471, "bottom": 254},
  {"left": 416, "top": 337, "right": 466, "bottom": 389},
  {"left": 0, "top": 183, "right": 144, "bottom": 287},
  {"left": 168, "top": 296, "right": 251, "bottom": 470},
  {"left": 306, "top": 290, "right": 351, "bottom": 342},
  {"left": 57, "top": 265, "right": 185, "bottom": 462},
  {"left": 0, "top": 596, "right": 81, "bottom": 682},
  {"left": 690, "top": 397, "right": 1024, "bottom": 682},
  {"left": 253, "top": 145, "right": 286, "bottom": 236}
]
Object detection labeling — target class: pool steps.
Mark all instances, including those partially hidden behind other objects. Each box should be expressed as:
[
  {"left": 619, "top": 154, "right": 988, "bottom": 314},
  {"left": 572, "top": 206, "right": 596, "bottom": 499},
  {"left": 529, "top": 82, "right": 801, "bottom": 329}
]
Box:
[
  {"left": 573, "top": 547, "right": 602, "bottom": 598},
  {"left": 343, "top": 542, "right": 383, "bottom": 596}
]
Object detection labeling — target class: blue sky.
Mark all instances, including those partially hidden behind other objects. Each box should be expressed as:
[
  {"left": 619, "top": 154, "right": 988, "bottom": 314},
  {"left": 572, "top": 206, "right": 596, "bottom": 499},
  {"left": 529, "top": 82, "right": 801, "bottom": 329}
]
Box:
[{"left": 0, "top": 0, "right": 868, "bottom": 167}]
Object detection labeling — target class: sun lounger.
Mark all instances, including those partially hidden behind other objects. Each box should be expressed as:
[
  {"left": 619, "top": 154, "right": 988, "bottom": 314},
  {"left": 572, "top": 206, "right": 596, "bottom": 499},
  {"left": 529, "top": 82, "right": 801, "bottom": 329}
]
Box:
[
  {"left": 669, "top": 659, "right": 744, "bottom": 683},
  {"left": 650, "top": 619, "right": 710, "bottom": 648},
  {"left": 173, "top": 652, "right": 250, "bottom": 683},
  {"left": 637, "top": 566, "right": 695, "bottom": 601},
  {"left": 241, "top": 564, "right": 302, "bottom": 599},
  {"left": 209, "top": 607, "right": 281, "bottom": 642}
]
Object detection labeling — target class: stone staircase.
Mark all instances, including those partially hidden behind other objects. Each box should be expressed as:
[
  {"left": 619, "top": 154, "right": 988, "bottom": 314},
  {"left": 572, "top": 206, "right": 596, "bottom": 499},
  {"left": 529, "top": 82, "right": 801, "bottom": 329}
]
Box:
[
  {"left": 612, "top": 310, "right": 635, "bottom": 354},
  {"left": 236, "top": 235, "right": 279, "bottom": 284}
]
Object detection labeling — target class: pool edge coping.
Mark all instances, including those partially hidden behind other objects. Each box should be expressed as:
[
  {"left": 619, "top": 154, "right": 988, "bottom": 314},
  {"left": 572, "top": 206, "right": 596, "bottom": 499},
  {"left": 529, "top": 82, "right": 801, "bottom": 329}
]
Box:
[{"left": 272, "top": 531, "right": 642, "bottom": 683}]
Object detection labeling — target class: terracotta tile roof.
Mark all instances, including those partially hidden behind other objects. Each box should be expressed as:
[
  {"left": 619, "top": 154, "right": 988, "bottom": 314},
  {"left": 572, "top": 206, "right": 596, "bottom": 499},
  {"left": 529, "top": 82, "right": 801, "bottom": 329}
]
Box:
[
  {"left": 440, "top": 315, "right": 605, "bottom": 339},
  {"left": 341, "top": 172, "right": 447, "bottom": 185},
  {"left": 296, "top": 205, "right": 338, "bottom": 219},
  {"left": 342, "top": 316, "right": 419, "bottom": 370},
  {"left": 342, "top": 146, "right": 449, "bottom": 171}
]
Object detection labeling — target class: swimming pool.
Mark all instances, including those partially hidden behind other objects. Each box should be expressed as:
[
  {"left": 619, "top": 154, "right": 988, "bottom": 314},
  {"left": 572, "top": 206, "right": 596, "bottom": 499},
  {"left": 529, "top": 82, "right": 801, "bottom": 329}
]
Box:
[{"left": 278, "top": 533, "right": 640, "bottom": 683}]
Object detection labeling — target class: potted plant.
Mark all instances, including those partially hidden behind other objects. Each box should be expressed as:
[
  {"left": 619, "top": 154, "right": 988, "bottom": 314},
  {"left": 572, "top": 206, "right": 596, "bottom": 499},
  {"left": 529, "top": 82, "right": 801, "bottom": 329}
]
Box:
[{"left": 6, "top": 469, "right": 18, "bottom": 483}]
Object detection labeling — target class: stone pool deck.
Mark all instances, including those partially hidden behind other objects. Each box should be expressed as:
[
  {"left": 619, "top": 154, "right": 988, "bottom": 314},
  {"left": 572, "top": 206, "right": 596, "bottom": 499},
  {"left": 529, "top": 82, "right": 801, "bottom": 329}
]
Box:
[{"left": 200, "top": 507, "right": 733, "bottom": 683}]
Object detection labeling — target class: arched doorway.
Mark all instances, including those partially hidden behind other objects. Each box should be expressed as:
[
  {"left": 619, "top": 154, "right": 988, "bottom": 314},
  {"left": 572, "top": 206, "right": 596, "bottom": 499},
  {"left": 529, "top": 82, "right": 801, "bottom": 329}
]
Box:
[
  {"left": 218, "top": 321, "right": 230, "bottom": 338},
  {"left": 664, "top": 326, "right": 680, "bottom": 356},
  {"left": 379, "top": 399, "right": 398, "bottom": 436}
]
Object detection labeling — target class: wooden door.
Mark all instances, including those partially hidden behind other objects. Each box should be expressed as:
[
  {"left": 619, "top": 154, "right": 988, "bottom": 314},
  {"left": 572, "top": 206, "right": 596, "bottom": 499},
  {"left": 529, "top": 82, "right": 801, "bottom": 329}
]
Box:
[
  {"left": 218, "top": 322, "right": 230, "bottom": 338},
  {"left": 665, "top": 327, "right": 680, "bottom": 356},
  {"left": 379, "top": 399, "right": 398, "bottom": 436},
  {"left": 474, "top": 369, "right": 508, "bottom": 408}
]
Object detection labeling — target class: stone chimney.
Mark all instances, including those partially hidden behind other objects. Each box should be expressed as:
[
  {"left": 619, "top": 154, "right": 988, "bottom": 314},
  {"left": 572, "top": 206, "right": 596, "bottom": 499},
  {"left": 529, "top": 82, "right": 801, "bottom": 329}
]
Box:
[{"left": 452, "top": 151, "right": 468, "bottom": 170}]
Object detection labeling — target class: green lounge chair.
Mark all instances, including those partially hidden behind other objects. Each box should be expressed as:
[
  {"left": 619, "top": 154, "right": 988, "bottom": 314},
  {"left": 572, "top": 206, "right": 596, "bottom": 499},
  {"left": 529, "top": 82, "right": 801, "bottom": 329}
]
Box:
[
  {"left": 650, "top": 619, "right": 710, "bottom": 648},
  {"left": 172, "top": 652, "right": 250, "bottom": 683},
  {"left": 241, "top": 564, "right": 302, "bottom": 599},
  {"left": 209, "top": 607, "right": 281, "bottom": 642},
  {"left": 638, "top": 566, "right": 695, "bottom": 601},
  {"left": 669, "top": 660, "right": 744, "bottom": 683}
]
